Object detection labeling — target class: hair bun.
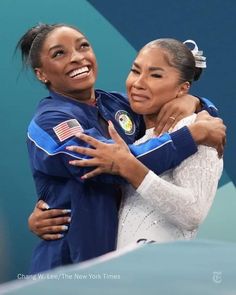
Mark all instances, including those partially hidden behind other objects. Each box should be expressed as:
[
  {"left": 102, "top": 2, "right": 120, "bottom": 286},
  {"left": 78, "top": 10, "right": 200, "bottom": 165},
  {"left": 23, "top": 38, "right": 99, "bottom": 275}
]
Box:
[{"left": 183, "top": 40, "right": 207, "bottom": 69}]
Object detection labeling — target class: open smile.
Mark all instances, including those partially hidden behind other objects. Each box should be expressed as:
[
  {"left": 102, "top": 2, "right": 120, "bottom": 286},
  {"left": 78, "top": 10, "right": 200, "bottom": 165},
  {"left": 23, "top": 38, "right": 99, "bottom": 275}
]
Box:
[{"left": 68, "top": 66, "right": 91, "bottom": 80}]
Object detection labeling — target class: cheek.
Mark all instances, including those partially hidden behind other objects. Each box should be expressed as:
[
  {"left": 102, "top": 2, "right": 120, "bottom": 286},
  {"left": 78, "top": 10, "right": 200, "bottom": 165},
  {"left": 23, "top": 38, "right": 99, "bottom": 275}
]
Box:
[
  {"left": 125, "top": 75, "right": 133, "bottom": 92},
  {"left": 88, "top": 51, "right": 97, "bottom": 64},
  {"left": 153, "top": 83, "right": 177, "bottom": 98},
  {"left": 45, "top": 62, "right": 62, "bottom": 76}
]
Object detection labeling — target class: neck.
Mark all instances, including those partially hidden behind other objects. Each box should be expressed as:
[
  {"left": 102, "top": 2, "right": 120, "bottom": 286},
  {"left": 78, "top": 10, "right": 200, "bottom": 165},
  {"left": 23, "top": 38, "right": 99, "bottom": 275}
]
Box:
[
  {"left": 143, "top": 113, "right": 158, "bottom": 129},
  {"left": 51, "top": 88, "right": 96, "bottom": 105}
]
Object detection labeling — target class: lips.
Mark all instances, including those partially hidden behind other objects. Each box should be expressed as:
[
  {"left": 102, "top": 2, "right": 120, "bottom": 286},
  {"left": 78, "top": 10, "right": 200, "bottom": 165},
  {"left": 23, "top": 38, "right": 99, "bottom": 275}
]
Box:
[
  {"left": 68, "top": 66, "right": 90, "bottom": 79},
  {"left": 130, "top": 93, "right": 150, "bottom": 101}
]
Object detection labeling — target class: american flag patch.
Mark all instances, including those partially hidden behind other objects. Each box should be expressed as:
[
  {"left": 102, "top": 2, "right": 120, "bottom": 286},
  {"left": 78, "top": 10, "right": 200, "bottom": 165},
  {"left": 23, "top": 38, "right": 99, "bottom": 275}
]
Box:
[{"left": 53, "top": 119, "right": 84, "bottom": 142}]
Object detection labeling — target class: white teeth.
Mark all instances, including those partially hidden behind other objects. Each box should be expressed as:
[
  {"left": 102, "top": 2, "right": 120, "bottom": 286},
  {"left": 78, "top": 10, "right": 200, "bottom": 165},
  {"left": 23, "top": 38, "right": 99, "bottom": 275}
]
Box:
[{"left": 69, "top": 66, "right": 89, "bottom": 78}]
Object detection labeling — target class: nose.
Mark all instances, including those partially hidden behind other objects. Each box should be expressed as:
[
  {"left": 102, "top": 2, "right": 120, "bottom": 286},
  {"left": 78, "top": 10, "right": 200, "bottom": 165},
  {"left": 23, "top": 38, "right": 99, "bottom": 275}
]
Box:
[
  {"left": 132, "top": 75, "right": 146, "bottom": 90},
  {"left": 70, "top": 49, "right": 84, "bottom": 63}
]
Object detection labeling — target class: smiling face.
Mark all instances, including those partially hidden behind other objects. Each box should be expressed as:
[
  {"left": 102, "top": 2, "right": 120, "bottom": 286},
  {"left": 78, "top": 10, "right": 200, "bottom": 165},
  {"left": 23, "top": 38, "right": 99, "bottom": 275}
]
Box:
[
  {"left": 35, "top": 26, "right": 97, "bottom": 100},
  {"left": 126, "top": 46, "right": 188, "bottom": 119}
]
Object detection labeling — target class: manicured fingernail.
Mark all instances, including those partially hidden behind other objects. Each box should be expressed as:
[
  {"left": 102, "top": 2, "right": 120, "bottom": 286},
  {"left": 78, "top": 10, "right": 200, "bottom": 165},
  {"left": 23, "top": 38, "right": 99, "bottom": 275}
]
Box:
[
  {"left": 58, "top": 234, "right": 64, "bottom": 238},
  {"left": 62, "top": 209, "right": 71, "bottom": 214},
  {"left": 61, "top": 225, "right": 68, "bottom": 231},
  {"left": 67, "top": 217, "right": 71, "bottom": 222},
  {"left": 42, "top": 203, "right": 50, "bottom": 210},
  {"left": 108, "top": 120, "right": 114, "bottom": 127}
]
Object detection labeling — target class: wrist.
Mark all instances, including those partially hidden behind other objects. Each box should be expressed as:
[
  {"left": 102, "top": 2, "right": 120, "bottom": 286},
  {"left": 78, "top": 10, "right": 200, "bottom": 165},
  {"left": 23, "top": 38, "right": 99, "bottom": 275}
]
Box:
[
  {"left": 188, "top": 122, "right": 207, "bottom": 144},
  {"left": 119, "top": 154, "right": 149, "bottom": 188}
]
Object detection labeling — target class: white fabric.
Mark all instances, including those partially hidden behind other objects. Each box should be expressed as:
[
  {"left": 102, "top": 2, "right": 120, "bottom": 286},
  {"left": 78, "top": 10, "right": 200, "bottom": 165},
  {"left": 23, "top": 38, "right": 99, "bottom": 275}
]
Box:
[{"left": 117, "top": 114, "right": 223, "bottom": 249}]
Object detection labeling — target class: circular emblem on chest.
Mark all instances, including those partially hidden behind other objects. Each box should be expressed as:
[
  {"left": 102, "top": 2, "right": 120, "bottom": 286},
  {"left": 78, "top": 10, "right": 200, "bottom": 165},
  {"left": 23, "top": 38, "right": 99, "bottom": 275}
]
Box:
[{"left": 115, "top": 110, "right": 135, "bottom": 135}]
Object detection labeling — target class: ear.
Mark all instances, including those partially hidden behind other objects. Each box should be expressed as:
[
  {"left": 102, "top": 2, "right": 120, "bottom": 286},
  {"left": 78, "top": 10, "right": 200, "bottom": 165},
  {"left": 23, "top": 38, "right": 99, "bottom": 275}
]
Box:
[
  {"left": 176, "top": 81, "right": 190, "bottom": 97},
  {"left": 35, "top": 68, "right": 48, "bottom": 84}
]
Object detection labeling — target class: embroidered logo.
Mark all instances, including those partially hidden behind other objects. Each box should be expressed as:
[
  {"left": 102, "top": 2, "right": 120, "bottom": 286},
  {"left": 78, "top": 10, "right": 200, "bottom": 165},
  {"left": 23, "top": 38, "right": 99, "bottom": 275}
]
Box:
[
  {"left": 115, "top": 110, "right": 135, "bottom": 135},
  {"left": 53, "top": 119, "right": 84, "bottom": 142}
]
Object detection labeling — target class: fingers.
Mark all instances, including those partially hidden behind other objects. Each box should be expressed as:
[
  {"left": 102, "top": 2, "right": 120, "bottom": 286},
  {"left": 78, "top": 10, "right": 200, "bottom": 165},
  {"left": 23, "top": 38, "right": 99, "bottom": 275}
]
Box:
[
  {"left": 217, "top": 144, "right": 224, "bottom": 159},
  {"left": 40, "top": 215, "right": 71, "bottom": 227},
  {"left": 33, "top": 215, "right": 71, "bottom": 230},
  {"left": 39, "top": 208, "right": 71, "bottom": 220},
  {"left": 75, "top": 133, "right": 101, "bottom": 148},
  {"left": 41, "top": 233, "right": 64, "bottom": 241},
  {"left": 168, "top": 114, "right": 184, "bottom": 131},
  {"left": 108, "top": 121, "right": 124, "bottom": 144},
  {"left": 155, "top": 108, "right": 168, "bottom": 135},
  {"left": 159, "top": 116, "right": 178, "bottom": 134},
  {"left": 155, "top": 106, "right": 182, "bottom": 135},
  {"left": 223, "top": 135, "right": 227, "bottom": 147},
  {"left": 40, "top": 224, "right": 70, "bottom": 240},
  {"left": 69, "top": 158, "right": 99, "bottom": 167},
  {"left": 66, "top": 145, "right": 97, "bottom": 157},
  {"left": 217, "top": 127, "right": 226, "bottom": 158},
  {"left": 195, "top": 110, "right": 210, "bottom": 121},
  {"left": 155, "top": 113, "right": 182, "bottom": 135},
  {"left": 36, "top": 200, "right": 50, "bottom": 210},
  {"left": 81, "top": 167, "right": 103, "bottom": 180}
]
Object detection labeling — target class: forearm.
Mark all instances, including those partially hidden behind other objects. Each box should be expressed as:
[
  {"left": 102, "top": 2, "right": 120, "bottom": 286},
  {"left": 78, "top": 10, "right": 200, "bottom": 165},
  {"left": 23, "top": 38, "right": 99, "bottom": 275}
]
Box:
[
  {"left": 117, "top": 154, "right": 149, "bottom": 188},
  {"left": 137, "top": 145, "right": 222, "bottom": 230},
  {"left": 130, "top": 126, "right": 198, "bottom": 175},
  {"left": 137, "top": 170, "right": 201, "bottom": 229}
]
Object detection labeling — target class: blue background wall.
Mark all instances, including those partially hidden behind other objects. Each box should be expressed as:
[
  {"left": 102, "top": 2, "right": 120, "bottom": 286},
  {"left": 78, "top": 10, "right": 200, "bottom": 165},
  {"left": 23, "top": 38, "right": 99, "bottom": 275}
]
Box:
[{"left": 0, "top": 0, "right": 235, "bottom": 283}]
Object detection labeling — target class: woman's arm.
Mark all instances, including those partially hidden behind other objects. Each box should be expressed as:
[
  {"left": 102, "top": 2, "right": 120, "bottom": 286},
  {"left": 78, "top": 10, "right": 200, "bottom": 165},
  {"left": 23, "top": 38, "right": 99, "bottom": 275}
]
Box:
[
  {"left": 136, "top": 119, "right": 223, "bottom": 230},
  {"left": 68, "top": 111, "right": 226, "bottom": 181},
  {"left": 68, "top": 115, "right": 223, "bottom": 230},
  {"left": 29, "top": 110, "right": 197, "bottom": 185},
  {"left": 154, "top": 94, "right": 218, "bottom": 135},
  {"left": 137, "top": 146, "right": 222, "bottom": 230}
]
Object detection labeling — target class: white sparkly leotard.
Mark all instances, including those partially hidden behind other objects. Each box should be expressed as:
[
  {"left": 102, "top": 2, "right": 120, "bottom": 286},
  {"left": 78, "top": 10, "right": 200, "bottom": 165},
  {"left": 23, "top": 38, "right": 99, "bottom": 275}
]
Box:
[{"left": 117, "top": 114, "right": 223, "bottom": 249}]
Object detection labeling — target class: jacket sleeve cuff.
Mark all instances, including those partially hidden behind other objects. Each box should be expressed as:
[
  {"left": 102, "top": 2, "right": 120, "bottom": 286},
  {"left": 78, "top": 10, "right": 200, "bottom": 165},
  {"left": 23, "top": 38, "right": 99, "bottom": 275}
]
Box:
[{"left": 170, "top": 126, "right": 198, "bottom": 162}]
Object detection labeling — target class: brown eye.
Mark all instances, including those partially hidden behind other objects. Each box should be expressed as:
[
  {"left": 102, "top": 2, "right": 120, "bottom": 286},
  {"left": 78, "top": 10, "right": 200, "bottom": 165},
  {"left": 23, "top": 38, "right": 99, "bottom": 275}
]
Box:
[
  {"left": 80, "top": 42, "right": 90, "bottom": 49},
  {"left": 152, "top": 74, "right": 162, "bottom": 78},
  {"left": 52, "top": 50, "right": 64, "bottom": 58},
  {"left": 130, "top": 68, "right": 139, "bottom": 74}
]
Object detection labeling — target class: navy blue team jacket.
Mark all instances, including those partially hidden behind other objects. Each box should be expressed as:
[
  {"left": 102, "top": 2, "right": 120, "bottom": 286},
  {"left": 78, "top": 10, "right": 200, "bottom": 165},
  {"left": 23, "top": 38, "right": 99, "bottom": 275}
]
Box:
[{"left": 27, "top": 90, "right": 217, "bottom": 273}]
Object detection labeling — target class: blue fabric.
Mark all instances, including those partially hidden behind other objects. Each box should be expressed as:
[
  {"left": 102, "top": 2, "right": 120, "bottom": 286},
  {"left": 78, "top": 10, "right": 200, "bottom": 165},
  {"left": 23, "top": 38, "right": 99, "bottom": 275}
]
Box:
[
  {"left": 27, "top": 90, "right": 217, "bottom": 274},
  {"left": 197, "top": 96, "right": 218, "bottom": 117}
]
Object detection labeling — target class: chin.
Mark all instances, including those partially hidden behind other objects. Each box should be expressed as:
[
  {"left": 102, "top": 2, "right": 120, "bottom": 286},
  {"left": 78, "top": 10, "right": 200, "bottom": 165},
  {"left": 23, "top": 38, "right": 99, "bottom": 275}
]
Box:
[
  {"left": 72, "top": 80, "right": 95, "bottom": 92},
  {"left": 129, "top": 103, "right": 146, "bottom": 115}
]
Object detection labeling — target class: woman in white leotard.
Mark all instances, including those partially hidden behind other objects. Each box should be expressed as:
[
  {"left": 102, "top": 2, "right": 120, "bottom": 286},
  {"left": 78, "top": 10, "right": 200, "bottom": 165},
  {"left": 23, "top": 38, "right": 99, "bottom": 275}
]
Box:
[{"left": 67, "top": 39, "right": 223, "bottom": 248}]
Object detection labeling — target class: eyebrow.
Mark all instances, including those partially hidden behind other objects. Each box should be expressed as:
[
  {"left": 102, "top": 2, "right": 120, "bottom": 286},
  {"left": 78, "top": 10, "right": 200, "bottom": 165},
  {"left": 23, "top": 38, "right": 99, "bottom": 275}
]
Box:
[
  {"left": 48, "top": 37, "right": 86, "bottom": 53},
  {"left": 133, "top": 62, "right": 164, "bottom": 72}
]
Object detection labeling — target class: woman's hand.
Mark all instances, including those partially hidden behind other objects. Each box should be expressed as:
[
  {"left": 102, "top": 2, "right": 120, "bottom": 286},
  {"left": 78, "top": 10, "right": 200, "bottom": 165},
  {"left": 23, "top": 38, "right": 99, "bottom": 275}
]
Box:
[
  {"left": 189, "top": 111, "right": 226, "bottom": 157},
  {"left": 67, "top": 121, "right": 149, "bottom": 186},
  {"left": 28, "top": 200, "right": 71, "bottom": 240},
  {"left": 154, "top": 94, "right": 200, "bottom": 135},
  {"left": 67, "top": 121, "right": 131, "bottom": 178}
]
